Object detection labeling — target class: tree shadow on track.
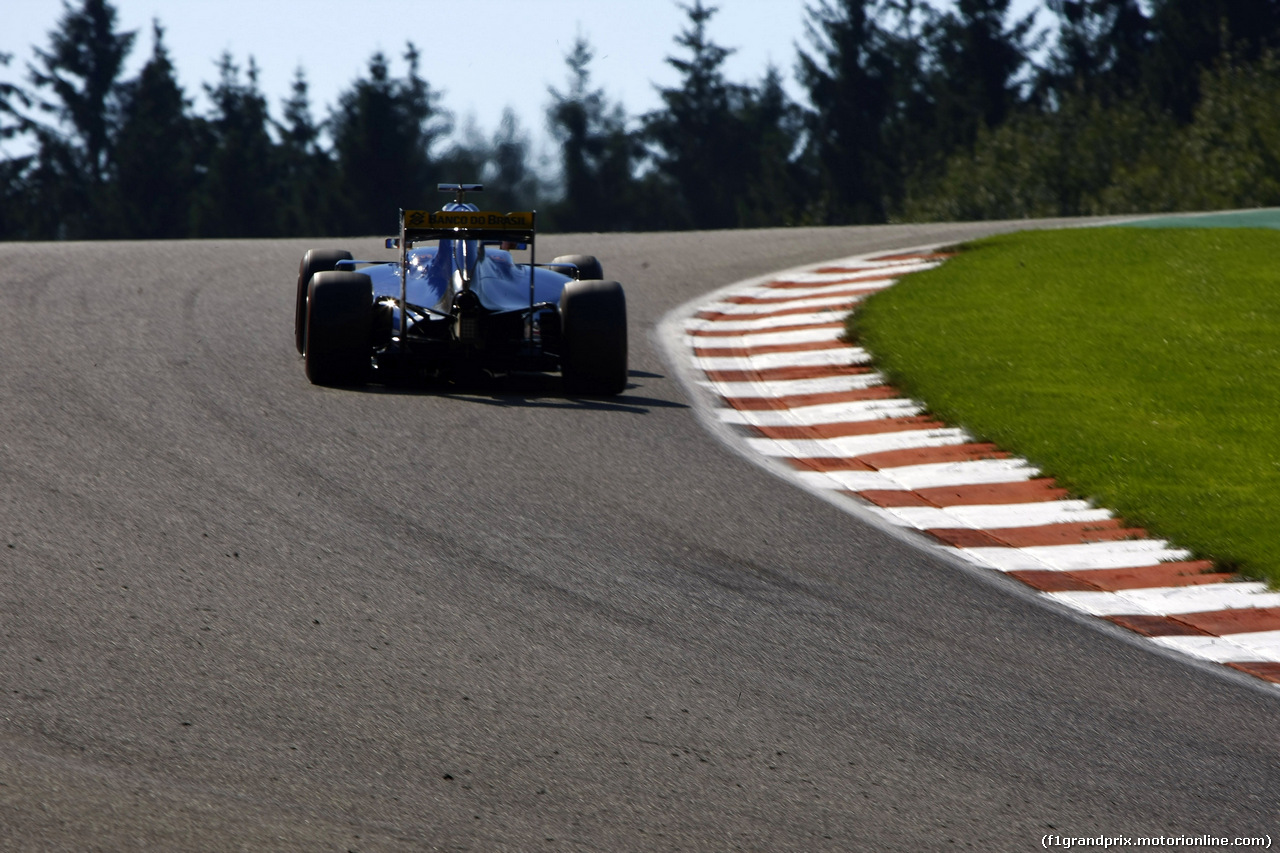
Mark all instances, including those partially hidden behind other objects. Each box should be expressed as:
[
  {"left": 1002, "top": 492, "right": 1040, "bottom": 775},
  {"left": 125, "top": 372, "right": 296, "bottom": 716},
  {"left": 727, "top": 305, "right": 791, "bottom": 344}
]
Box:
[{"left": 356, "top": 369, "right": 689, "bottom": 414}]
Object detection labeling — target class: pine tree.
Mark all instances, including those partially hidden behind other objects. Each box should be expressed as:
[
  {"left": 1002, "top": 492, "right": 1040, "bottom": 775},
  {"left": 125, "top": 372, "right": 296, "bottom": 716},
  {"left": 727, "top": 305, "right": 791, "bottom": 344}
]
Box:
[
  {"left": 26, "top": 0, "right": 135, "bottom": 237},
  {"left": 276, "top": 68, "right": 336, "bottom": 237},
  {"left": 0, "top": 52, "right": 34, "bottom": 239},
  {"left": 863, "top": 0, "right": 938, "bottom": 214},
  {"left": 330, "top": 44, "right": 450, "bottom": 235},
  {"left": 926, "top": 0, "right": 1039, "bottom": 152},
  {"left": 111, "top": 22, "right": 194, "bottom": 238},
  {"left": 484, "top": 109, "right": 540, "bottom": 212},
  {"left": 733, "top": 66, "right": 809, "bottom": 227},
  {"left": 644, "top": 0, "right": 748, "bottom": 230},
  {"left": 435, "top": 116, "right": 489, "bottom": 199},
  {"left": 1041, "top": 0, "right": 1151, "bottom": 103},
  {"left": 546, "top": 36, "right": 644, "bottom": 231},
  {"left": 0, "top": 51, "right": 30, "bottom": 148},
  {"left": 1144, "top": 0, "right": 1280, "bottom": 122},
  {"left": 191, "top": 53, "right": 278, "bottom": 237},
  {"left": 796, "top": 0, "right": 898, "bottom": 223}
]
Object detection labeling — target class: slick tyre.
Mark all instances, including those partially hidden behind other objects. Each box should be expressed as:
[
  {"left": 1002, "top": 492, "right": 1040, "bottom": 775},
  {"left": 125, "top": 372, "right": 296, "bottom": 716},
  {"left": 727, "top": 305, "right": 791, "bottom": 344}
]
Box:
[
  {"left": 550, "top": 254, "right": 604, "bottom": 282},
  {"left": 560, "top": 279, "right": 627, "bottom": 396},
  {"left": 296, "top": 249, "right": 352, "bottom": 354},
  {"left": 304, "top": 271, "right": 373, "bottom": 387}
]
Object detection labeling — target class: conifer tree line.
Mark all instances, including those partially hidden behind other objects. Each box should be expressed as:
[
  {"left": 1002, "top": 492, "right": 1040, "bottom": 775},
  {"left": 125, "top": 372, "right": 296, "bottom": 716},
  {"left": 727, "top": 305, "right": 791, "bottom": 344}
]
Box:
[{"left": 2, "top": 0, "right": 1279, "bottom": 240}]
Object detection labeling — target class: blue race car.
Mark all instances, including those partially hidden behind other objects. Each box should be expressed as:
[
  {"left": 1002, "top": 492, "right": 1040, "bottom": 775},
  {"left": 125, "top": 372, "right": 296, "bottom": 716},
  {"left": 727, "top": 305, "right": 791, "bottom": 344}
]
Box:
[{"left": 294, "top": 184, "right": 627, "bottom": 394}]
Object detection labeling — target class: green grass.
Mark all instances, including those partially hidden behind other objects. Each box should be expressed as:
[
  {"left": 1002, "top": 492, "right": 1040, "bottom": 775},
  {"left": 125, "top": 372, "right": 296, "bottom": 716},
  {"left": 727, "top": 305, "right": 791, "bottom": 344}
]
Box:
[{"left": 851, "top": 227, "right": 1280, "bottom": 585}]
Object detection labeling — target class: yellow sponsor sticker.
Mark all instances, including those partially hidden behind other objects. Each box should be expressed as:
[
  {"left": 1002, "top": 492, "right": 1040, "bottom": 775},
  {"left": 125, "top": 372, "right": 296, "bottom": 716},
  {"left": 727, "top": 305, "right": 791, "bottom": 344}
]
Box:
[{"left": 404, "top": 210, "right": 534, "bottom": 230}]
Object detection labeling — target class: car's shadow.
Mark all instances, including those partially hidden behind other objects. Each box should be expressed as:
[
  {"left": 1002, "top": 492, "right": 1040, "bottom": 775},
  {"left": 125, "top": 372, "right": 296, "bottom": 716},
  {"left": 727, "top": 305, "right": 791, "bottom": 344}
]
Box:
[{"left": 359, "top": 369, "right": 688, "bottom": 414}]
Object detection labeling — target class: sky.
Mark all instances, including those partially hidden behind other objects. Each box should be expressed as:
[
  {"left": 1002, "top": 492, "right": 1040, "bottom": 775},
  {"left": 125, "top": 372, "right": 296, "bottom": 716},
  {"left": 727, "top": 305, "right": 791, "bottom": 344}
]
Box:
[
  {"left": 7, "top": 1, "right": 814, "bottom": 152},
  {"left": 6, "top": 0, "right": 1047, "bottom": 161}
]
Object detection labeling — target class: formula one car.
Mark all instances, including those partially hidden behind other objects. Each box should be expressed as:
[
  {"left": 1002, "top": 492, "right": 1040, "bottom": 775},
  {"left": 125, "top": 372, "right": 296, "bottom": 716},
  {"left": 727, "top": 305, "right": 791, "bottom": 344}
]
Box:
[{"left": 294, "top": 184, "right": 627, "bottom": 394}]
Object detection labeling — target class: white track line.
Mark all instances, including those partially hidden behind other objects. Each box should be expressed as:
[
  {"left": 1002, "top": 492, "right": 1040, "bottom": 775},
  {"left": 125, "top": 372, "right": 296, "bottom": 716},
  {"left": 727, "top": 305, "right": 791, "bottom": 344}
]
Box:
[
  {"left": 686, "top": 327, "right": 845, "bottom": 347},
  {"left": 870, "top": 501, "right": 1114, "bottom": 530},
  {"left": 961, "top": 541, "right": 1195, "bottom": 573},
  {"left": 1153, "top": 635, "right": 1279, "bottom": 663},
  {"left": 743, "top": 427, "right": 974, "bottom": 459},
  {"left": 687, "top": 313, "right": 850, "bottom": 332},
  {"left": 693, "top": 348, "right": 874, "bottom": 371},
  {"left": 1051, "top": 583, "right": 1280, "bottom": 617},
  {"left": 718, "top": 399, "right": 924, "bottom": 427},
  {"left": 701, "top": 374, "right": 890, "bottom": 397}
]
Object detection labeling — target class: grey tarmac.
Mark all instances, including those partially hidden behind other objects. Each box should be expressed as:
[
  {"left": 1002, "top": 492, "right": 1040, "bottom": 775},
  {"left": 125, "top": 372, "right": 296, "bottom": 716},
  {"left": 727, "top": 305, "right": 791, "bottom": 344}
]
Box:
[{"left": 0, "top": 220, "right": 1274, "bottom": 851}]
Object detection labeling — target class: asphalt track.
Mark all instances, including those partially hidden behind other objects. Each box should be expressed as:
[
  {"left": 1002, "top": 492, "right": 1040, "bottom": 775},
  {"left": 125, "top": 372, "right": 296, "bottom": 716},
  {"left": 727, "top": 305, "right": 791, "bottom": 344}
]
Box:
[{"left": 0, "top": 221, "right": 1276, "bottom": 850}]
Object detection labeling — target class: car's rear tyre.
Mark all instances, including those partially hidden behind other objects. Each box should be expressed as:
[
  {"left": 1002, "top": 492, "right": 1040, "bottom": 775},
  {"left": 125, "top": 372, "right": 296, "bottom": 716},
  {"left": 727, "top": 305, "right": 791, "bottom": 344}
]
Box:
[
  {"left": 550, "top": 254, "right": 603, "bottom": 281},
  {"left": 560, "top": 279, "right": 627, "bottom": 396},
  {"left": 296, "top": 249, "right": 352, "bottom": 354},
  {"left": 305, "top": 271, "right": 373, "bottom": 387}
]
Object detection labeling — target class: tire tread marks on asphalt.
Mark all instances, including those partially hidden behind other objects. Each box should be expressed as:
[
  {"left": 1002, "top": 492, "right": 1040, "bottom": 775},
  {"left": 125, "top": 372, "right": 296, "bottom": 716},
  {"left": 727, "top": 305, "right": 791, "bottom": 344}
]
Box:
[{"left": 679, "top": 249, "right": 1280, "bottom": 691}]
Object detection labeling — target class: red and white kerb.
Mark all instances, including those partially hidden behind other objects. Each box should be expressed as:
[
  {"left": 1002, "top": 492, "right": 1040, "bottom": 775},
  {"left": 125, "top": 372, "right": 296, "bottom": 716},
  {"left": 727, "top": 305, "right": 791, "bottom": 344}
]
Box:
[{"left": 677, "top": 249, "right": 1280, "bottom": 690}]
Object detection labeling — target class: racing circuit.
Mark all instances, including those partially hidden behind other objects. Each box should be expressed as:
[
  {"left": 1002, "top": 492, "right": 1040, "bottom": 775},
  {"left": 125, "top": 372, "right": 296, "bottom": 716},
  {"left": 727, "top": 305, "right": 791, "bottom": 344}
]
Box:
[{"left": 0, "top": 221, "right": 1276, "bottom": 849}]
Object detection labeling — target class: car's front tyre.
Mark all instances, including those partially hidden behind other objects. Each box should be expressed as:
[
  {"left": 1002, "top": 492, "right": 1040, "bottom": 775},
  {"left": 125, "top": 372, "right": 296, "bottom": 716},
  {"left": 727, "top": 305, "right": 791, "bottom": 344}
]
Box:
[
  {"left": 296, "top": 249, "right": 352, "bottom": 354},
  {"left": 304, "top": 271, "right": 373, "bottom": 387},
  {"left": 550, "top": 254, "right": 604, "bottom": 281}
]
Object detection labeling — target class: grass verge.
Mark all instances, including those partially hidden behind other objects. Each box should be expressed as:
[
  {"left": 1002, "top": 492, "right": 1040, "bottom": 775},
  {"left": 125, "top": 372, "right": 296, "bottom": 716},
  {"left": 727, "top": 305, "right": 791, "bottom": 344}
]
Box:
[{"left": 851, "top": 227, "right": 1280, "bottom": 586}]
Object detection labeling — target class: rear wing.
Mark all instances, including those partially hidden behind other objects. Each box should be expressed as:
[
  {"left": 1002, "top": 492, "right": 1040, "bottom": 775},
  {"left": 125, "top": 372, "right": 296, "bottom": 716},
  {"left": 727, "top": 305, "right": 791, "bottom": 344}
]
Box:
[
  {"left": 389, "top": 207, "right": 538, "bottom": 284},
  {"left": 392, "top": 208, "right": 536, "bottom": 248},
  {"left": 387, "top": 183, "right": 535, "bottom": 249},
  {"left": 387, "top": 186, "right": 540, "bottom": 339}
]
